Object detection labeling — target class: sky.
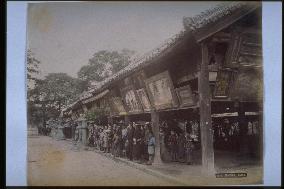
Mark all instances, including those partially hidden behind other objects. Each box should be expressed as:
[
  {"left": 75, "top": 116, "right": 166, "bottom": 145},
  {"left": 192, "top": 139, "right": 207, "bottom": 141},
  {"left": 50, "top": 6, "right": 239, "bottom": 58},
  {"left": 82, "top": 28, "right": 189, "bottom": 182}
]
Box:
[{"left": 27, "top": 1, "right": 220, "bottom": 78}]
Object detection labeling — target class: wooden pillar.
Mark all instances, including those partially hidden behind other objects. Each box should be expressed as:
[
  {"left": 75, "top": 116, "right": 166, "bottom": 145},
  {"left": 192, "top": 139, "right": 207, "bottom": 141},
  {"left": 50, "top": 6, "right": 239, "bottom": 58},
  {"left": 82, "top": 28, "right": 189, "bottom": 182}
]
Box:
[
  {"left": 259, "top": 112, "right": 263, "bottom": 163},
  {"left": 237, "top": 101, "right": 247, "bottom": 156},
  {"left": 81, "top": 120, "right": 88, "bottom": 146},
  {"left": 151, "top": 111, "right": 162, "bottom": 164},
  {"left": 198, "top": 42, "right": 215, "bottom": 174}
]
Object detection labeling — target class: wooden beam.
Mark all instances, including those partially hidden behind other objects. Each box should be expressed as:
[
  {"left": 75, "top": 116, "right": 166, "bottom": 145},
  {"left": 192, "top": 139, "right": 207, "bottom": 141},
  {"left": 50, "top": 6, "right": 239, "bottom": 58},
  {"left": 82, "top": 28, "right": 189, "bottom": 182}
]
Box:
[
  {"left": 151, "top": 111, "right": 163, "bottom": 164},
  {"left": 198, "top": 41, "right": 215, "bottom": 174}
]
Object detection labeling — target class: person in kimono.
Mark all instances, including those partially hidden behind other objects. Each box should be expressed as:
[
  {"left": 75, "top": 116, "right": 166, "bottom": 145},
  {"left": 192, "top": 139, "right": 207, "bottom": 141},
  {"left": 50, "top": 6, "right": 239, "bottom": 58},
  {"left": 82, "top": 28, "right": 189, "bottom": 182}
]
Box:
[
  {"left": 185, "top": 132, "right": 194, "bottom": 165},
  {"left": 177, "top": 132, "right": 186, "bottom": 161},
  {"left": 103, "top": 126, "right": 109, "bottom": 153},
  {"left": 126, "top": 123, "right": 134, "bottom": 161},
  {"left": 99, "top": 128, "right": 104, "bottom": 151},
  {"left": 133, "top": 124, "right": 143, "bottom": 162},
  {"left": 168, "top": 130, "right": 178, "bottom": 162},
  {"left": 146, "top": 131, "right": 155, "bottom": 165}
]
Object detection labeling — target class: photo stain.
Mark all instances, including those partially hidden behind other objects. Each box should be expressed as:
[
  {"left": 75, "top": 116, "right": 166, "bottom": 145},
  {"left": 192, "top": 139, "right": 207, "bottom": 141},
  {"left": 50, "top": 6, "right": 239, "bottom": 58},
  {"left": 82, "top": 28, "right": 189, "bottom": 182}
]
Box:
[{"left": 29, "top": 4, "right": 53, "bottom": 33}]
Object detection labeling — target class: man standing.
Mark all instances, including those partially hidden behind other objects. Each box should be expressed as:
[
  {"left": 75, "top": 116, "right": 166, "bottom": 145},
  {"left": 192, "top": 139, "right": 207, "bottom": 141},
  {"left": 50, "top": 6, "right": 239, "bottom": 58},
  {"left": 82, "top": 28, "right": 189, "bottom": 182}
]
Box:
[
  {"left": 133, "top": 124, "right": 143, "bottom": 163},
  {"left": 121, "top": 125, "right": 128, "bottom": 157},
  {"left": 127, "top": 123, "right": 135, "bottom": 161},
  {"left": 168, "top": 131, "right": 178, "bottom": 162}
]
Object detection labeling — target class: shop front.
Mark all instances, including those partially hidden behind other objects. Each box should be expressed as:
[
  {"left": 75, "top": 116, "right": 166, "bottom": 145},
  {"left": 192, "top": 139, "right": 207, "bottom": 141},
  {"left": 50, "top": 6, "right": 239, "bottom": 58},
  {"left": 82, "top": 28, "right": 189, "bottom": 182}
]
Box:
[{"left": 62, "top": 2, "right": 262, "bottom": 171}]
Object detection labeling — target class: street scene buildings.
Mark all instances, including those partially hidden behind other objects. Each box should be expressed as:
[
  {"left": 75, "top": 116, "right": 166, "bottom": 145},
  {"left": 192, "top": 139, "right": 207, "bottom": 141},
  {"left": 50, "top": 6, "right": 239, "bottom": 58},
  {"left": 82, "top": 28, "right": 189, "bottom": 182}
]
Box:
[{"left": 27, "top": 1, "right": 263, "bottom": 186}]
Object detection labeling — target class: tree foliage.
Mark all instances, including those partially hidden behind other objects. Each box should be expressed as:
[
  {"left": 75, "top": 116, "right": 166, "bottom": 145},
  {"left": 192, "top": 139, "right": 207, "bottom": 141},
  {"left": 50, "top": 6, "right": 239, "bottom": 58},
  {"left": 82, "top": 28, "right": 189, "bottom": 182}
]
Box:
[
  {"left": 77, "top": 49, "right": 135, "bottom": 84},
  {"left": 27, "top": 49, "right": 41, "bottom": 89},
  {"left": 28, "top": 73, "right": 87, "bottom": 126}
]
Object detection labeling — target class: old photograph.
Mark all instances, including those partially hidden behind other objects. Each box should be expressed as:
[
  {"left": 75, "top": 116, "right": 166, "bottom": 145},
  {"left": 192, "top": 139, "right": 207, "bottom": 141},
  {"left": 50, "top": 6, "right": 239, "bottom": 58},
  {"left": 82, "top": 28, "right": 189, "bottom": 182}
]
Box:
[{"left": 27, "top": 1, "right": 264, "bottom": 186}]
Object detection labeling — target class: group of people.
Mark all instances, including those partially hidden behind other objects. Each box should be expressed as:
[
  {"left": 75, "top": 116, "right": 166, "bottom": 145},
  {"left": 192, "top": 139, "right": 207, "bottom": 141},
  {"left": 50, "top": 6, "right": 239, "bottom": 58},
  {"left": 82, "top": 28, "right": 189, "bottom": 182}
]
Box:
[
  {"left": 160, "top": 120, "right": 199, "bottom": 165},
  {"left": 212, "top": 118, "right": 260, "bottom": 155},
  {"left": 85, "top": 122, "right": 156, "bottom": 165},
  {"left": 213, "top": 118, "right": 240, "bottom": 151}
]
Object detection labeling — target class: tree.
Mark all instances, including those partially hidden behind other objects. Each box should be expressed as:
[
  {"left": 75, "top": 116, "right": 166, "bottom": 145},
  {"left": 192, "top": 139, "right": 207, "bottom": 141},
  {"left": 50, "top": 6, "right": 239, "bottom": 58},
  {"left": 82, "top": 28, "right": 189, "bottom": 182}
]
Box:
[
  {"left": 77, "top": 49, "right": 135, "bottom": 85},
  {"left": 28, "top": 73, "right": 87, "bottom": 127},
  {"left": 27, "top": 49, "right": 40, "bottom": 90}
]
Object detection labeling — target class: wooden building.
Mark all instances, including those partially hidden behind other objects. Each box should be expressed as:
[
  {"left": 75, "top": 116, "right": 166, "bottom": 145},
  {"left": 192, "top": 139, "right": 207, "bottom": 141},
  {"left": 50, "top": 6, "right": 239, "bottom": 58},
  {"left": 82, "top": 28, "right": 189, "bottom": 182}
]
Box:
[{"left": 62, "top": 2, "right": 262, "bottom": 172}]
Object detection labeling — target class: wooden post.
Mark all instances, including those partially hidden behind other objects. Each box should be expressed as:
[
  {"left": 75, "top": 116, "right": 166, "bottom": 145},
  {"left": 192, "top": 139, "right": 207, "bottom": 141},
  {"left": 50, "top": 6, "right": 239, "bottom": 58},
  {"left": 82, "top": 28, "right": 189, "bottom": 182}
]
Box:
[
  {"left": 151, "top": 111, "right": 162, "bottom": 164},
  {"left": 259, "top": 112, "right": 263, "bottom": 164},
  {"left": 81, "top": 120, "right": 88, "bottom": 146},
  {"left": 198, "top": 42, "right": 215, "bottom": 174},
  {"left": 237, "top": 102, "right": 247, "bottom": 156}
]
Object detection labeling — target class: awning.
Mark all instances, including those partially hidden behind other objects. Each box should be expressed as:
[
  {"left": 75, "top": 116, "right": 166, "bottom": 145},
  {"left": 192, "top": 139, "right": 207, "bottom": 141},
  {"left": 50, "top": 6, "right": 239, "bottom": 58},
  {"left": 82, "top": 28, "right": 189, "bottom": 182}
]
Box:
[
  {"left": 82, "top": 90, "right": 109, "bottom": 104},
  {"left": 211, "top": 111, "right": 260, "bottom": 117},
  {"left": 212, "top": 112, "right": 238, "bottom": 118}
]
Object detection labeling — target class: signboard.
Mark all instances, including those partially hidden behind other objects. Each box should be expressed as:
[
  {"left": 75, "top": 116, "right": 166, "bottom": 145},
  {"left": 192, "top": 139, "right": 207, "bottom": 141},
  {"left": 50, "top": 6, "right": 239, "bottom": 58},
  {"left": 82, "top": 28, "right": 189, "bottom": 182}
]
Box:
[
  {"left": 214, "top": 70, "right": 234, "bottom": 98},
  {"left": 120, "top": 85, "right": 143, "bottom": 113},
  {"left": 226, "top": 30, "right": 262, "bottom": 67},
  {"left": 237, "top": 32, "right": 262, "bottom": 66},
  {"left": 110, "top": 97, "right": 127, "bottom": 115},
  {"left": 230, "top": 68, "right": 263, "bottom": 102},
  {"left": 145, "top": 71, "right": 179, "bottom": 110},
  {"left": 136, "top": 88, "right": 152, "bottom": 112},
  {"left": 175, "top": 85, "right": 196, "bottom": 107}
]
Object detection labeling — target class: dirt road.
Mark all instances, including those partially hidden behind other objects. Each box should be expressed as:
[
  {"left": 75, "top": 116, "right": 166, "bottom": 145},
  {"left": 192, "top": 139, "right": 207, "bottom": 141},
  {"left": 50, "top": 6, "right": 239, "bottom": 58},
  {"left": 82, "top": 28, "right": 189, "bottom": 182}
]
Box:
[{"left": 28, "top": 136, "right": 175, "bottom": 186}]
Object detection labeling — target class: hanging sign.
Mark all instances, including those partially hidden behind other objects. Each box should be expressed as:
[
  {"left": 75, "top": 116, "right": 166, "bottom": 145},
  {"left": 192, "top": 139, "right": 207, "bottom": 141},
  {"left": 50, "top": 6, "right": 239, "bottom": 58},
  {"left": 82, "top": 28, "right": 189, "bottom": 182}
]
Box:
[
  {"left": 175, "top": 85, "right": 196, "bottom": 107},
  {"left": 214, "top": 69, "right": 234, "bottom": 98},
  {"left": 120, "top": 85, "right": 143, "bottom": 114},
  {"left": 109, "top": 97, "right": 127, "bottom": 116},
  {"left": 145, "top": 71, "right": 179, "bottom": 110},
  {"left": 136, "top": 88, "right": 152, "bottom": 112}
]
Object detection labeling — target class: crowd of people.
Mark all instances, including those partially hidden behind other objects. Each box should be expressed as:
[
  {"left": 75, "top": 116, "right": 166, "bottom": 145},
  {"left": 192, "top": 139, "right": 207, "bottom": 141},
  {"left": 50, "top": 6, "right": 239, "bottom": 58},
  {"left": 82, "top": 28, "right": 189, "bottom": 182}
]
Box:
[
  {"left": 212, "top": 118, "right": 260, "bottom": 155},
  {"left": 39, "top": 116, "right": 260, "bottom": 164},
  {"left": 159, "top": 120, "right": 198, "bottom": 164},
  {"left": 83, "top": 122, "right": 156, "bottom": 165}
]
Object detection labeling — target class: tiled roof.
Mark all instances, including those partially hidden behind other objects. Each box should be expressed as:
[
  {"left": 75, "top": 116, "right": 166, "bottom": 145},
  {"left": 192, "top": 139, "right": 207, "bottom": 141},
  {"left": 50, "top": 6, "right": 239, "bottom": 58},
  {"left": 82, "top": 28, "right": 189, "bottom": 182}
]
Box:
[
  {"left": 91, "top": 2, "right": 259, "bottom": 95},
  {"left": 67, "top": 2, "right": 259, "bottom": 110},
  {"left": 183, "top": 2, "right": 258, "bottom": 32},
  {"left": 95, "top": 30, "right": 187, "bottom": 91}
]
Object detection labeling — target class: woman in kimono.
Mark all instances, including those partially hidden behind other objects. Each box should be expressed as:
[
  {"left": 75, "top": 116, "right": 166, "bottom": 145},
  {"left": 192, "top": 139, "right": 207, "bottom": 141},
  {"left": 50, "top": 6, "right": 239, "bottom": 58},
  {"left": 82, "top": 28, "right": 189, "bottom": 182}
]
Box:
[
  {"left": 146, "top": 131, "right": 155, "bottom": 165},
  {"left": 103, "top": 126, "right": 109, "bottom": 153}
]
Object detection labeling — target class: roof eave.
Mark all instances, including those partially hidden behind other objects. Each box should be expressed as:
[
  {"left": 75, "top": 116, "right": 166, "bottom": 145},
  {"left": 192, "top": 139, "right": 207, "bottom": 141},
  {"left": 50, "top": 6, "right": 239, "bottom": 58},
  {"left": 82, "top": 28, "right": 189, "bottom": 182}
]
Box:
[{"left": 193, "top": 4, "right": 261, "bottom": 43}]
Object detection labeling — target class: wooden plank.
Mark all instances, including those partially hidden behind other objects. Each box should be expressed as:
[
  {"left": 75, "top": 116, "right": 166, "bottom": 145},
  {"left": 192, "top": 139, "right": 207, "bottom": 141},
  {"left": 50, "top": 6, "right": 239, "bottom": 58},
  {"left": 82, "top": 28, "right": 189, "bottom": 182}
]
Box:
[{"left": 198, "top": 42, "right": 215, "bottom": 174}]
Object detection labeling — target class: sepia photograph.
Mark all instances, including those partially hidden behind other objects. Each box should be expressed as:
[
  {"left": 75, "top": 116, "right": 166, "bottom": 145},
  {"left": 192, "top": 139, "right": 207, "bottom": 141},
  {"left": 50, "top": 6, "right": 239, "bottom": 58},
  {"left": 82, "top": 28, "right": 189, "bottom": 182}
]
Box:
[{"left": 25, "top": 1, "right": 265, "bottom": 186}]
